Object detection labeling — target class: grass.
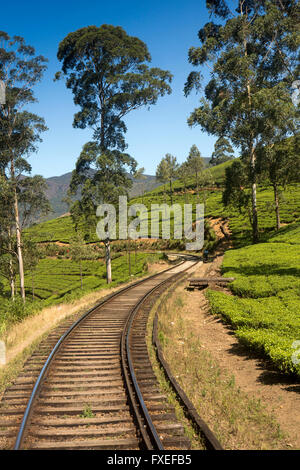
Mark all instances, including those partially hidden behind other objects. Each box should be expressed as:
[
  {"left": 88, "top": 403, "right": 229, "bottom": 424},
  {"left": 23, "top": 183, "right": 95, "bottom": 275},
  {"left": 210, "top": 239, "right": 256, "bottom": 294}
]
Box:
[
  {"left": 206, "top": 223, "right": 300, "bottom": 377},
  {"left": 80, "top": 404, "right": 95, "bottom": 419},
  {"left": 0, "top": 336, "right": 43, "bottom": 395},
  {"left": 151, "top": 281, "right": 286, "bottom": 450}
]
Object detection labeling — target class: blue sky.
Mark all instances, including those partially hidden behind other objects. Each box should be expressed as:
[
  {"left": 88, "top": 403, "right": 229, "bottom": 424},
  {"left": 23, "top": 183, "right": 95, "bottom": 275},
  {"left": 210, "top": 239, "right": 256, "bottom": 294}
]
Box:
[{"left": 2, "top": 0, "right": 217, "bottom": 178}]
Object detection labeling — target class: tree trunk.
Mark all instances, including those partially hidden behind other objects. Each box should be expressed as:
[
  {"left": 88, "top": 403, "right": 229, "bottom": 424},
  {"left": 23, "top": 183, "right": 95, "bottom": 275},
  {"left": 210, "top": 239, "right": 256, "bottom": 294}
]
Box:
[
  {"left": 80, "top": 261, "right": 83, "bottom": 289},
  {"left": 243, "top": 13, "right": 259, "bottom": 245},
  {"left": 273, "top": 183, "right": 281, "bottom": 230},
  {"left": 105, "top": 239, "right": 112, "bottom": 284},
  {"left": 9, "top": 257, "right": 15, "bottom": 300},
  {"left": 11, "top": 161, "right": 25, "bottom": 301},
  {"left": 196, "top": 171, "right": 199, "bottom": 202},
  {"left": 250, "top": 146, "right": 259, "bottom": 243},
  {"left": 169, "top": 180, "right": 173, "bottom": 205},
  {"left": 32, "top": 271, "right": 35, "bottom": 300},
  {"left": 7, "top": 228, "right": 15, "bottom": 300},
  {"left": 128, "top": 240, "right": 131, "bottom": 276}
]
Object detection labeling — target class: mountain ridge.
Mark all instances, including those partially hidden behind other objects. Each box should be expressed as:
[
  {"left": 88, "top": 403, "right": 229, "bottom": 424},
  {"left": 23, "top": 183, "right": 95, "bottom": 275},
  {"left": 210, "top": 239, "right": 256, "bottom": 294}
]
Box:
[{"left": 43, "top": 171, "right": 161, "bottom": 221}]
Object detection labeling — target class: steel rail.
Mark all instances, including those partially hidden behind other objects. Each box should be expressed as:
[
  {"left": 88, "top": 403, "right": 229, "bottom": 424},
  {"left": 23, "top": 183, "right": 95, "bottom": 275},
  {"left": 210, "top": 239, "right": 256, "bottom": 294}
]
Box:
[
  {"left": 152, "top": 272, "right": 223, "bottom": 450},
  {"left": 122, "top": 260, "right": 198, "bottom": 450},
  {"left": 13, "top": 258, "right": 187, "bottom": 450}
]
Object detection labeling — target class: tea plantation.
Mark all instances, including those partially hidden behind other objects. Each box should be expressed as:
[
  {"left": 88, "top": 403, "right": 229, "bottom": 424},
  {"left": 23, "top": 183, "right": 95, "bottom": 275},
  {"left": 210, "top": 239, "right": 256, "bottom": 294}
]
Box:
[
  {"left": 207, "top": 223, "right": 300, "bottom": 377},
  {"left": 12, "top": 170, "right": 300, "bottom": 378},
  {"left": 0, "top": 252, "right": 163, "bottom": 337}
]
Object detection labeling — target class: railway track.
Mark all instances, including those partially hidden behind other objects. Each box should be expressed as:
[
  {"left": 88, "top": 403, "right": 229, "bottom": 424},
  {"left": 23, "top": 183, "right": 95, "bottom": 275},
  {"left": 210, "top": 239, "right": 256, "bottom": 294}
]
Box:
[{"left": 0, "top": 258, "right": 202, "bottom": 450}]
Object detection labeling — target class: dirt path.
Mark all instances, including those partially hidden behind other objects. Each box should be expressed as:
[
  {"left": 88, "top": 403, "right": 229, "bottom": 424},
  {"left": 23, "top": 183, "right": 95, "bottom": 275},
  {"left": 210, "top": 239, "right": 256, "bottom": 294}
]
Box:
[{"left": 186, "top": 255, "right": 300, "bottom": 449}]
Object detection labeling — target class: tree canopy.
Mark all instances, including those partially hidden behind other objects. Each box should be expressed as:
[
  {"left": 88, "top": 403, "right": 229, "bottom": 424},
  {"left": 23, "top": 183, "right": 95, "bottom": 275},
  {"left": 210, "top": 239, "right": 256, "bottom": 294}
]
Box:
[
  {"left": 57, "top": 25, "right": 173, "bottom": 282},
  {"left": 185, "top": 0, "right": 299, "bottom": 242}
]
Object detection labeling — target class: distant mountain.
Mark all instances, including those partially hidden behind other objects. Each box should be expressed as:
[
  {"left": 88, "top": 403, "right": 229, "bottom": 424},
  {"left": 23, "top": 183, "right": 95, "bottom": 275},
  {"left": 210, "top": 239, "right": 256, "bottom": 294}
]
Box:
[
  {"left": 38, "top": 156, "right": 211, "bottom": 222},
  {"left": 43, "top": 171, "right": 161, "bottom": 221}
]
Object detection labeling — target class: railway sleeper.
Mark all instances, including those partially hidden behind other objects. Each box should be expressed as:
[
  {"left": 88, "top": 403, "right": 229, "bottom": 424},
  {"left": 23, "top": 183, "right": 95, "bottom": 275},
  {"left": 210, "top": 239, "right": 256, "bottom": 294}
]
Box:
[
  {"left": 31, "top": 425, "right": 136, "bottom": 440},
  {"left": 28, "top": 437, "right": 140, "bottom": 450}
]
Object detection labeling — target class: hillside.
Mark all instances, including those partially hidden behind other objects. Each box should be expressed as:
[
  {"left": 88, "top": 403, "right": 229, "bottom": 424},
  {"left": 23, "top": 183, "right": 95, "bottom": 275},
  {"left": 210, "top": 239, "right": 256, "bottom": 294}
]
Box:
[
  {"left": 42, "top": 157, "right": 213, "bottom": 220},
  {"left": 43, "top": 171, "right": 161, "bottom": 220},
  {"left": 11, "top": 158, "right": 300, "bottom": 382}
]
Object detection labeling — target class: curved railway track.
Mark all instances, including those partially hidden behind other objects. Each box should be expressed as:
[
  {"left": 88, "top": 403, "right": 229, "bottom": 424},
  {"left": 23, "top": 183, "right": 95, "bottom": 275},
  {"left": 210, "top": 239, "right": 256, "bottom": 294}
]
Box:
[
  {"left": 0, "top": 259, "right": 193, "bottom": 450},
  {"left": 0, "top": 256, "right": 221, "bottom": 451}
]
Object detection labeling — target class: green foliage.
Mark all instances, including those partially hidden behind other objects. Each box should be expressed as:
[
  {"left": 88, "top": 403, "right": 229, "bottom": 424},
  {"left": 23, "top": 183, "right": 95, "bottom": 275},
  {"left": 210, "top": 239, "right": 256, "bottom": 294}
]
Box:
[
  {"left": 185, "top": 1, "right": 299, "bottom": 243},
  {"left": 25, "top": 180, "right": 300, "bottom": 253},
  {"left": 56, "top": 24, "right": 172, "bottom": 149},
  {"left": 56, "top": 24, "right": 173, "bottom": 282},
  {"left": 0, "top": 32, "right": 49, "bottom": 301},
  {"left": 0, "top": 298, "right": 38, "bottom": 337},
  {"left": 80, "top": 404, "right": 95, "bottom": 419},
  {"left": 0, "top": 252, "right": 163, "bottom": 338},
  {"left": 267, "top": 222, "right": 300, "bottom": 245},
  {"left": 206, "top": 236, "right": 300, "bottom": 377},
  {"left": 210, "top": 136, "right": 234, "bottom": 166}
]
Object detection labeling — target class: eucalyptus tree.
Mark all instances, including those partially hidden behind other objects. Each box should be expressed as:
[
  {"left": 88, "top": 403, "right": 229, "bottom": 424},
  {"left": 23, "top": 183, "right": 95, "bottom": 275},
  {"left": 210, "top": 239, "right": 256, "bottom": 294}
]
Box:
[
  {"left": 256, "top": 135, "right": 300, "bottom": 230},
  {"left": 0, "top": 175, "right": 16, "bottom": 298},
  {"left": 177, "top": 161, "right": 192, "bottom": 203},
  {"left": 0, "top": 32, "right": 48, "bottom": 300},
  {"left": 155, "top": 158, "right": 169, "bottom": 202},
  {"left": 164, "top": 153, "right": 179, "bottom": 204},
  {"left": 57, "top": 25, "right": 172, "bottom": 283},
  {"left": 186, "top": 145, "right": 205, "bottom": 201},
  {"left": 69, "top": 143, "right": 136, "bottom": 283},
  {"left": 19, "top": 175, "right": 52, "bottom": 228},
  {"left": 222, "top": 158, "right": 253, "bottom": 225},
  {"left": 184, "top": 0, "right": 299, "bottom": 243},
  {"left": 0, "top": 174, "right": 51, "bottom": 299},
  {"left": 210, "top": 137, "right": 234, "bottom": 166}
]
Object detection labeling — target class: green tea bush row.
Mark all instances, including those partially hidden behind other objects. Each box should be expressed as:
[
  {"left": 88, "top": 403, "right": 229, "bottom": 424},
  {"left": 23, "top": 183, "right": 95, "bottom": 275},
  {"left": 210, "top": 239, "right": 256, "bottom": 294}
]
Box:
[{"left": 206, "top": 232, "right": 300, "bottom": 376}]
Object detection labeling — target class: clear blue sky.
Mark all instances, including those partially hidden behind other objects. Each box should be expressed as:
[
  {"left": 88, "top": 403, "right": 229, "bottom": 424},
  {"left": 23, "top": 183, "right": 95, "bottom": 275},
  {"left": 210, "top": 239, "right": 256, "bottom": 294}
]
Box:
[{"left": 2, "top": 0, "right": 217, "bottom": 178}]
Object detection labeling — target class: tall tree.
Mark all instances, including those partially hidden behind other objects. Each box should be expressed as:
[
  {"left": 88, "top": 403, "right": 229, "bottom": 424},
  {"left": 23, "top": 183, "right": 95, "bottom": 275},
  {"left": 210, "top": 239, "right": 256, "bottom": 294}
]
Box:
[
  {"left": 0, "top": 32, "right": 48, "bottom": 300},
  {"left": 0, "top": 174, "right": 51, "bottom": 299},
  {"left": 156, "top": 158, "right": 169, "bottom": 202},
  {"left": 0, "top": 176, "right": 16, "bottom": 299},
  {"left": 222, "top": 158, "right": 253, "bottom": 225},
  {"left": 184, "top": 1, "right": 299, "bottom": 243},
  {"left": 257, "top": 135, "right": 300, "bottom": 229},
  {"left": 210, "top": 137, "right": 234, "bottom": 166},
  {"left": 57, "top": 25, "right": 172, "bottom": 283},
  {"left": 177, "top": 161, "right": 192, "bottom": 203},
  {"left": 164, "top": 153, "right": 179, "bottom": 204},
  {"left": 18, "top": 175, "right": 52, "bottom": 228},
  {"left": 69, "top": 143, "right": 136, "bottom": 283},
  {"left": 186, "top": 144, "right": 205, "bottom": 201}
]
